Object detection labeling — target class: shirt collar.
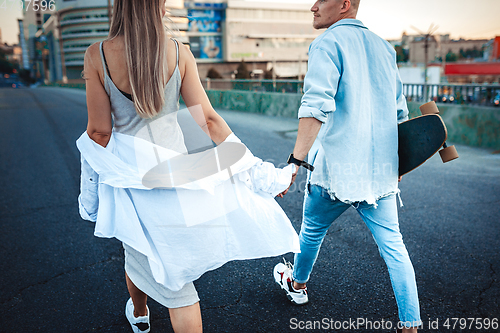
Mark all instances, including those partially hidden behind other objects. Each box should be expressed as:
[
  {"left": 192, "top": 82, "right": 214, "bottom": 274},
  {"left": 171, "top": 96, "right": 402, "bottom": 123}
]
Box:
[{"left": 327, "top": 19, "right": 367, "bottom": 31}]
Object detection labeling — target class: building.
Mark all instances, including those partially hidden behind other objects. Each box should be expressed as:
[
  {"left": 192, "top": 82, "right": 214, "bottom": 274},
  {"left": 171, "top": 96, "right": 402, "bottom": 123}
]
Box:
[
  {"left": 187, "top": 0, "right": 320, "bottom": 79},
  {"left": 22, "top": 2, "right": 55, "bottom": 80},
  {"left": 39, "top": 0, "right": 191, "bottom": 83},
  {"left": 397, "top": 64, "right": 441, "bottom": 85},
  {"left": 408, "top": 35, "right": 439, "bottom": 64},
  {"left": 439, "top": 35, "right": 489, "bottom": 61},
  {"left": 391, "top": 32, "right": 499, "bottom": 84},
  {"left": 0, "top": 44, "right": 24, "bottom": 67},
  {"left": 41, "top": 0, "right": 112, "bottom": 83},
  {"left": 38, "top": 0, "right": 319, "bottom": 83},
  {"left": 18, "top": 19, "right": 30, "bottom": 70},
  {"left": 0, "top": 24, "right": 23, "bottom": 69},
  {"left": 484, "top": 36, "right": 500, "bottom": 61},
  {"left": 402, "top": 33, "right": 489, "bottom": 64},
  {"left": 444, "top": 62, "right": 500, "bottom": 84}
]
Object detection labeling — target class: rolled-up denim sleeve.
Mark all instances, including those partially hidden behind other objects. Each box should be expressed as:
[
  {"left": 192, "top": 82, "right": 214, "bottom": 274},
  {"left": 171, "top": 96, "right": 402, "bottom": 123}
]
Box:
[
  {"left": 298, "top": 47, "right": 340, "bottom": 123},
  {"left": 396, "top": 70, "right": 409, "bottom": 123}
]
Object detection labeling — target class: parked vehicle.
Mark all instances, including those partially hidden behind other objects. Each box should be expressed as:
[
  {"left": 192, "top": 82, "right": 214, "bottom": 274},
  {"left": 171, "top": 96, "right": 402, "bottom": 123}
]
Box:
[
  {"left": 494, "top": 93, "right": 500, "bottom": 107},
  {"left": 439, "top": 94, "right": 455, "bottom": 103}
]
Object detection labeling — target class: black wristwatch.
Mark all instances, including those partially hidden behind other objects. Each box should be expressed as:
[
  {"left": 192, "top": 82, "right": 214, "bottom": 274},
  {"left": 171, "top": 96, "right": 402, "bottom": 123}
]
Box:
[{"left": 287, "top": 154, "right": 314, "bottom": 171}]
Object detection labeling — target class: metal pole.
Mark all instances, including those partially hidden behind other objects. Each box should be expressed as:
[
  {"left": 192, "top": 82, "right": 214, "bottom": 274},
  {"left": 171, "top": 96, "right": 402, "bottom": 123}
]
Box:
[
  {"left": 56, "top": 12, "right": 67, "bottom": 83},
  {"left": 424, "top": 34, "right": 429, "bottom": 102},
  {"left": 272, "top": 57, "right": 276, "bottom": 92},
  {"left": 298, "top": 53, "right": 302, "bottom": 93},
  {"left": 107, "top": 0, "right": 112, "bottom": 23}
]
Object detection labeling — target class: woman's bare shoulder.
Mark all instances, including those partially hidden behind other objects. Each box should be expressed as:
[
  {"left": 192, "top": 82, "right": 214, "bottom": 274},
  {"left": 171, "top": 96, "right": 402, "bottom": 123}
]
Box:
[
  {"left": 175, "top": 39, "right": 192, "bottom": 58},
  {"left": 83, "top": 41, "right": 106, "bottom": 82},
  {"left": 86, "top": 41, "right": 102, "bottom": 56},
  {"left": 170, "top": 39, "right": 190, "bottom": 77},
  {"left": 84, "top": 42, "right": 103, "bottom": 67}
]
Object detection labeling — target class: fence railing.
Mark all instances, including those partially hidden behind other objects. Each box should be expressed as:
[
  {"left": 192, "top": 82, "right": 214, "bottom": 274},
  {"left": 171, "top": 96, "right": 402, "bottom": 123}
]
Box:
[
  {"left": 201, "top": 78, "right": 500, "bottom": 107},
  {"left": 201, "top": 78, "right": 304, "bottom": 94},
  {"left": 403, "top": 83, "right": 500, "bottom": 106}
]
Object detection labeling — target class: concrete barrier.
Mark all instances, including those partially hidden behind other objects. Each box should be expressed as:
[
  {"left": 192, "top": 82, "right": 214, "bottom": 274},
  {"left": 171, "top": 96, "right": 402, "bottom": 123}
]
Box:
[
  {"left": 203, "top": 90, "right": 500, "bottom": 150},
  {"left": 44, "top": 82, "right": 86, "bottom": 90},
  {"left": 45, "top": 83, "right": 500, "bottom": 150},
  {"left": 408, "top": 102, "right": 500, "bottom": 150},
  {"left": 202, "top": 90, "right": 301, "bottom": 117}
]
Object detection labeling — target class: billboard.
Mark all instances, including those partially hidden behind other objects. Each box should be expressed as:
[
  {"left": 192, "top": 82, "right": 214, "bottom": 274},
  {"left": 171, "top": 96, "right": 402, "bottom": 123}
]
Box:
[
  {"left": 186, "top": 4, "right": 225, "bottom": 61},
  {"left": 187, "top": 9, "right": 223, "bottom": 33},
  {"left": 189, "top": 36, "right": 222, "bottom": 60}
]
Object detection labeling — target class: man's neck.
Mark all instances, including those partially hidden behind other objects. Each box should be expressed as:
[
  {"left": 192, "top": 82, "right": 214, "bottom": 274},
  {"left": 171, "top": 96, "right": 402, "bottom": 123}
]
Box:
[{"left": 329, "top": 14, "right": 357, "bottom": 28}]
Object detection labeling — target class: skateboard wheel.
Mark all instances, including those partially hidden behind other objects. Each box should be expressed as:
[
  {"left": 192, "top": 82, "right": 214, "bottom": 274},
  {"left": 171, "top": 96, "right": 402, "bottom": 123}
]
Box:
[
  {"left": 420, "top": 101, "right": 440, "bottom": 115},
  {"left": 439, "top": 145, "right": 459, "bottom": 163}
]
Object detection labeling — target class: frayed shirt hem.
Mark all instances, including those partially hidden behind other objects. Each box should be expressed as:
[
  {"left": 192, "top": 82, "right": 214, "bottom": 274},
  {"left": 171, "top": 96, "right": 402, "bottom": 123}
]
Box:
[{"left": 307, "top": 181, "right": 401, "bottom": 209}]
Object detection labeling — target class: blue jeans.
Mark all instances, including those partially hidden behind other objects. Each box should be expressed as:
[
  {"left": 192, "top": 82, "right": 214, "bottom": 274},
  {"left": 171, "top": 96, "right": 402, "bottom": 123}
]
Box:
[{"left": 293, "top": 184, "right": 421, "bottom": 326}]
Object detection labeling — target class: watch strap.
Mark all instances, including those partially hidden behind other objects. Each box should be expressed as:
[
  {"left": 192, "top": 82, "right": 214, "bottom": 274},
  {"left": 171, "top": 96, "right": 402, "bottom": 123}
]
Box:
[{"left": 287, "top": 154, "right": 314, "bottom": 171}]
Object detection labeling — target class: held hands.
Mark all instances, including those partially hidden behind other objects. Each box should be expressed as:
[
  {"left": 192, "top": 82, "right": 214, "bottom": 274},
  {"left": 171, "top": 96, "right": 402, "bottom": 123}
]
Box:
[
  {"left": 277, "top": 153, "right": 313, "bottom": 198},
  {"left": 277, "top": 166, "right": 298, "bottom": 198}
]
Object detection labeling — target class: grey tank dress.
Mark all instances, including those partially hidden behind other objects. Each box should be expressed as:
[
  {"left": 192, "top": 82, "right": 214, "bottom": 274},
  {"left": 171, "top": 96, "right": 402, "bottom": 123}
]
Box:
[{"left": 98, "top": 40, "right": 200, "bottom": 308}]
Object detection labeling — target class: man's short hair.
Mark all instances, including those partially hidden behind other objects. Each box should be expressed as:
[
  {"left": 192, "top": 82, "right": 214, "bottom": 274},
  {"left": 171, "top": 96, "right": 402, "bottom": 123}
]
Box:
[{"left": 351, "top": 0, "right": 360, "bottom": 11}]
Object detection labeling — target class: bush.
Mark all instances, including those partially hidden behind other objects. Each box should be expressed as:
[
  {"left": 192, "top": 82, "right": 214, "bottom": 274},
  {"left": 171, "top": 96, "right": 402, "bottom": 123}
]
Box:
[
  {"left": 235, "top": 60, "right": 250, "bottom": 79},
  {"left": 264, "top": 68, "right": 274, "bottom": 80},
  {"left": 207, "top": 67, "right": 222, "bottom": 79}
]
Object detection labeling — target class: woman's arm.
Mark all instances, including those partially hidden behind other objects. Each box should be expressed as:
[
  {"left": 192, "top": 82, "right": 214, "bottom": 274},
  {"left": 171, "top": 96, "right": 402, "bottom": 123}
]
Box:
[
  {"left": 178, "top": 42, "right": 231, "bottom": 145},
  {"left": 83, "top": 43, "right": 113, "bottom": 148}
]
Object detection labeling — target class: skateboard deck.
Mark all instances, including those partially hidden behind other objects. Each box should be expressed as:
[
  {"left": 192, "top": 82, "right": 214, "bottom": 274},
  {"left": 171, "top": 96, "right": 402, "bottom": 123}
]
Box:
[{"left": 398, "top": 114, "right": 447, "bottom": 176}]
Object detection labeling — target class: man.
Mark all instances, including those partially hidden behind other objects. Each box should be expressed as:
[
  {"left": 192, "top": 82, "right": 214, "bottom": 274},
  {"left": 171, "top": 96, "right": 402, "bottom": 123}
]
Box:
[{"left": 273, "top": 1, "right": 421, "bottom": 332}]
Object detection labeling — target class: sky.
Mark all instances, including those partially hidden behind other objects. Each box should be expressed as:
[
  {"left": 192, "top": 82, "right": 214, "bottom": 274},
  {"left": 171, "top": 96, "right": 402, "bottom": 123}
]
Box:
[{"left": 1, "top": 0, "right": 500, "bottom": 45}]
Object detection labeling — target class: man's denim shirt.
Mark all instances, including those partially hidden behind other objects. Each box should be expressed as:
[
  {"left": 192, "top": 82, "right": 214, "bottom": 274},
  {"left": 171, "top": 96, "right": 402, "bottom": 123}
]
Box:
[{"left": 298, "top": 19, "right": 409, "bottom": 206}]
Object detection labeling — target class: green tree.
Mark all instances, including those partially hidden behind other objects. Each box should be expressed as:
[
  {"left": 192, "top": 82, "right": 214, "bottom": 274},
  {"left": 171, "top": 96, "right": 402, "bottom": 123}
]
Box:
[
  {"left": 235, "top": 60, "right": 250, "bottom": 79},
  {"left": 459, "top": 48, "right": 466, "bottom": 59},
  {"left": 445, "top": 51, "right": 458, "bottom": 62},
  {"left": 0, "top": 49, "right": 14, "bottom": 74},
  {"left": 461, "top": 46, "right": 483, "bottom": 59},
  {"left": 264, "top": 68, "right": 274, "bottom": 80},
  {"left": 207, "top": 67, "right": 222, "bottom": 79},
  {"left": 395, "top": 45, "right": 408, "bottom": 63}
]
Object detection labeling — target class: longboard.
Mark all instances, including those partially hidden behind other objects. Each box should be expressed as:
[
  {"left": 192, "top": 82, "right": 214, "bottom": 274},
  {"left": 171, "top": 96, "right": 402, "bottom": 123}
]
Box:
[{"left": 398, "top": 102, "right": 459, "bottom": 176}]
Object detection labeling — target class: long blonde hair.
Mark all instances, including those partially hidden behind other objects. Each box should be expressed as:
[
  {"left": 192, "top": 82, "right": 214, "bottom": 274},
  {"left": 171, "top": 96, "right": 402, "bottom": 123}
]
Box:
[{"left": 108, "top": 0, "right": 168, "bottom": 118}]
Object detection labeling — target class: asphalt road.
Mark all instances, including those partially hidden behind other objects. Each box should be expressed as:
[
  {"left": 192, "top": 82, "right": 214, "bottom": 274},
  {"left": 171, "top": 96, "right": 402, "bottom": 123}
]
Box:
[{"left": 0, "top": 87, "right": 499, "bottom": 333}]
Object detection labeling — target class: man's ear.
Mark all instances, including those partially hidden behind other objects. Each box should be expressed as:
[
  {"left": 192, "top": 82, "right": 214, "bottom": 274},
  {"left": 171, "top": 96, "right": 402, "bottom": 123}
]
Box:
[{"left": 340, "top": 0, "right": 351, "bottom": 13}]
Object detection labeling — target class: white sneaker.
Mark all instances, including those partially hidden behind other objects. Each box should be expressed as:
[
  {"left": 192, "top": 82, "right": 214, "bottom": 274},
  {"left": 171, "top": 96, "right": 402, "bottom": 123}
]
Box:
[
  {"left": 273, "top": 260, "right": 308, "bottom": 305},
  {"left": 125, "top": 298, "right": 150, "bottom": 333}
]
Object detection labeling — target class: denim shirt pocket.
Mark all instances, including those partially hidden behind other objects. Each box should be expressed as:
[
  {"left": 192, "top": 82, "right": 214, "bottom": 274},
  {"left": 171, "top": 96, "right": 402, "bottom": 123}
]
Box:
[{"left": 78, "top": 156, "right": 99, "bottom": 222}]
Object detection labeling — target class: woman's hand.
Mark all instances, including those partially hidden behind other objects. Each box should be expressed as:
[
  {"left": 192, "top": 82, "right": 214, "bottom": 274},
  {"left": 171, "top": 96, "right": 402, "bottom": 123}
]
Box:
[{"left": 277, "top": 165, "right": 298, "bottom": 198}]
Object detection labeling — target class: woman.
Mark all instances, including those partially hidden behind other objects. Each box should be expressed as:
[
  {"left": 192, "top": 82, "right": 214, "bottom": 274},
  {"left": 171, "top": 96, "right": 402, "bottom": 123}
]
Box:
[{"left": 81, "top": 0, "right": 298, "bottom": 332}]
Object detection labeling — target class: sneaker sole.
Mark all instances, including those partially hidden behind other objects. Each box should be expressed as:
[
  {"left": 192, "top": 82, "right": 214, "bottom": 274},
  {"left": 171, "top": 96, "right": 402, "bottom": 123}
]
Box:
[
  {"left": 273, "top": 269, "right": 308, "bottom": 305},
  {"left": 285, "top": 291, "right": 309, "bottom": 305},
  {"left": 125, "top": 299, "right": 151, "bottom": 333}
]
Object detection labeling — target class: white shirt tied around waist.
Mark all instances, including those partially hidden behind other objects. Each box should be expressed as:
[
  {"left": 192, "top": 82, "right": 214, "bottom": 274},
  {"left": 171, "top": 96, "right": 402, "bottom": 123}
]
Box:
[{"left": 77, "top": 131, "right": 299, "bottom": 291}]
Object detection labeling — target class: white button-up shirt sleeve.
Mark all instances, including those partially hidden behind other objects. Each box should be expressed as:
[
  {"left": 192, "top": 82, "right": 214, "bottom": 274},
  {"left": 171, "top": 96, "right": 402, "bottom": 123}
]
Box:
[{"left": 298, "top": 47, "right": 341, "bottom": 123}]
